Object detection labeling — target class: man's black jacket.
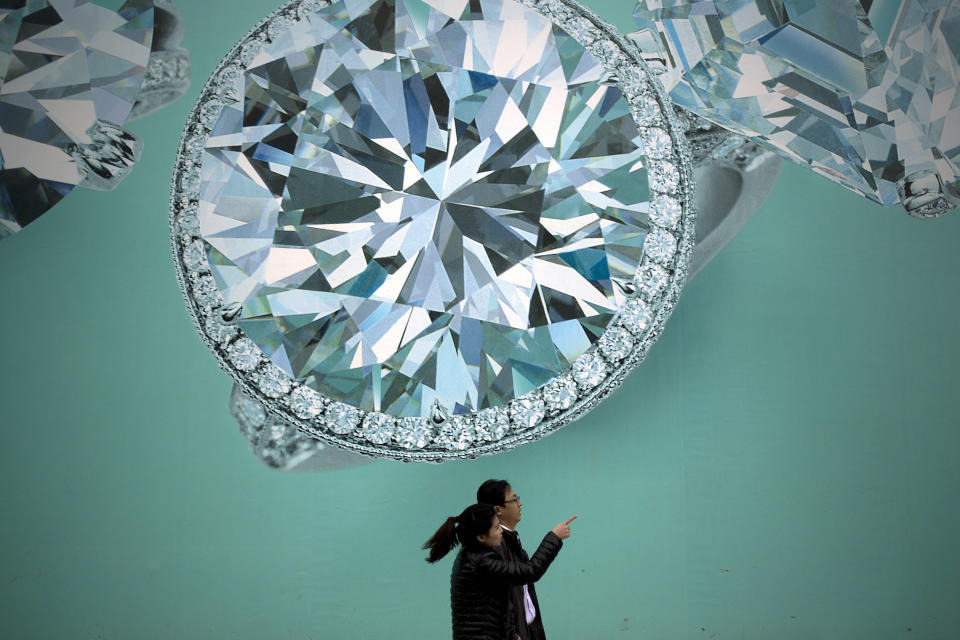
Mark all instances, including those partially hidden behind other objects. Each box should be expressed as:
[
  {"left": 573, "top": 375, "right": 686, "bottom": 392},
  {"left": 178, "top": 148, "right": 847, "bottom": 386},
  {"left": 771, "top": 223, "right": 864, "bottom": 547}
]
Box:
[{"left": 499, "top": 527, "right": 548, "bottom": 640}]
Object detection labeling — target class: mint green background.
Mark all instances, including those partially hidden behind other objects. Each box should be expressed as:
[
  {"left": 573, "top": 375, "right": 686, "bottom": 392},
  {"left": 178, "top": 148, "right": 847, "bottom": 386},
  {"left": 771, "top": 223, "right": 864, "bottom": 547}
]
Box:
[{"left": 1, "top": 1, "right": 959, "bottom": 638}]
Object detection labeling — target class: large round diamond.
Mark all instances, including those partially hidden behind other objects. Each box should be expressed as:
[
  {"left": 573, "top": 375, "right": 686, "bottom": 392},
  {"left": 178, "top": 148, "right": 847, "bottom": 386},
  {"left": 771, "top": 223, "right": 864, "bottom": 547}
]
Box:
[
  {"left": 0, "top": 0, "right": 155, "bottom": 237},
  {"left": 633, "top": 0, "right": 960, "bottom": 208},
  {"left": 200, "top": 0, "right": 651, "bottom": 417}
]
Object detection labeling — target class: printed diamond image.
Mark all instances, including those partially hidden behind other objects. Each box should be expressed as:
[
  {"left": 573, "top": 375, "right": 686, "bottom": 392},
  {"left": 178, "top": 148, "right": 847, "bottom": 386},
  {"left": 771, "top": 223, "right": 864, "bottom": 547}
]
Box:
[
  {"left": 0, "top": 0, "right": 155, "bottom": 238},
  {"left": 633, "top": 0, "right": 960, "bottom": 212},
  {"left": 199, "top": 0, "right": 652, "bottom": 418}
]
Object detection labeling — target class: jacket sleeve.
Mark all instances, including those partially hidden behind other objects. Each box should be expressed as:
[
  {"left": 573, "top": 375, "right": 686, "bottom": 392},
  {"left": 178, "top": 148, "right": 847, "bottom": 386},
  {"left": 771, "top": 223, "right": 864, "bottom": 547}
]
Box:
[{"left": 475, "top": 532, "right": 563, "bottom": 585}]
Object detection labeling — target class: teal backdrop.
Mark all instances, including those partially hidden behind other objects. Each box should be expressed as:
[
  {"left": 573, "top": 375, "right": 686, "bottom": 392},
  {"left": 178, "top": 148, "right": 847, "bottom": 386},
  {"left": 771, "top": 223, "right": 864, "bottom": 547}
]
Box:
[{"left": 1, "top": 1, "right": 958, "bottom": 638}]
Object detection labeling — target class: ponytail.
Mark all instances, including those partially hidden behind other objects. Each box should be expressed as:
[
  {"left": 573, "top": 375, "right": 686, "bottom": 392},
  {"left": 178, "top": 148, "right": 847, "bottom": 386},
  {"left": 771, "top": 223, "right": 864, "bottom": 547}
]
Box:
[
  {"left": 423, "top": 503, "right": 497, "bottom": 563},
  {"left": 423, "top": 516, "right": 458, "bottom": 563}
]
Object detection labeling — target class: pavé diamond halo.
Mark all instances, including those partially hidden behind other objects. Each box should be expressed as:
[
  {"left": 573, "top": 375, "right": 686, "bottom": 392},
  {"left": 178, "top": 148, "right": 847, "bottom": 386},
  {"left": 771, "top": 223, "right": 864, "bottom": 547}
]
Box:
[{"left": 171, "top": 0, "right": 751, "bottom": 464}]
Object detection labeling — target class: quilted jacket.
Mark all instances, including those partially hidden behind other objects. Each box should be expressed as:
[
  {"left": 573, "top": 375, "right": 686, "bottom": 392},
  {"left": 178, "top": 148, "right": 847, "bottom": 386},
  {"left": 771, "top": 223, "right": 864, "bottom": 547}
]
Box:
[
  {"left": 500, "top": 528, "right": 547, "bottom": 640},
  {"left": 450, "top": 532, "right": 563, "bottom": 640}
]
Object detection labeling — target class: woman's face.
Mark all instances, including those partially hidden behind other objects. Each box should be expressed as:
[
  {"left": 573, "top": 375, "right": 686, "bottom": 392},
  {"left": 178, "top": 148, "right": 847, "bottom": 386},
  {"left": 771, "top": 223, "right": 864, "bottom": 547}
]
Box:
[{"left": 476, "top": 516, "right": 502, "bottom": 548}]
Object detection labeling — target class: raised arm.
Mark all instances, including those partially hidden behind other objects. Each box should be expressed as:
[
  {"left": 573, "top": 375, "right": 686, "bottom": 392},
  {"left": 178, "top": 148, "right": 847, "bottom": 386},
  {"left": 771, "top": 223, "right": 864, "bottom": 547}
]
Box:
[{"left": 476, "top": 532, "right": 563, "bottom": 585}]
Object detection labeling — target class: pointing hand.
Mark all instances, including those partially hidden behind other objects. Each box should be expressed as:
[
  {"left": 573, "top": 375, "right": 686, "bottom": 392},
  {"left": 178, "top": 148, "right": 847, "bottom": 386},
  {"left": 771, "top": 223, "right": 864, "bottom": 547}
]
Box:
[{"left": 551, "top": 515, "right": 577, "bottom": 540}]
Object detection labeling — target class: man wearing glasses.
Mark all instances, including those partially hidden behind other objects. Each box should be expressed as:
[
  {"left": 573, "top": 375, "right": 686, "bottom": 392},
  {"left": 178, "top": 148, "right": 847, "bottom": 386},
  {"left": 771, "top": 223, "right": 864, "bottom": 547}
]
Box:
[{"left": 477, "top": 479, "right": 548, "bottom": 640}]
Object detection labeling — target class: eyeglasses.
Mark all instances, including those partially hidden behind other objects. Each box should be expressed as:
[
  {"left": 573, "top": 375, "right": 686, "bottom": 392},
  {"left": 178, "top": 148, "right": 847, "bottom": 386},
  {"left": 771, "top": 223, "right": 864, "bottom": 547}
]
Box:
[{"left": 504, "top": 496, "right": 520, "bottom": 504}]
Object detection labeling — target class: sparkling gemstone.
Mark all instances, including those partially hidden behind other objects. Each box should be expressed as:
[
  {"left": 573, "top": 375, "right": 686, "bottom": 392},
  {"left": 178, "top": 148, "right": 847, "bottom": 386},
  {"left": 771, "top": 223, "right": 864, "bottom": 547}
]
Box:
[
  {"left": 593, "top": 39, "right": 622, "bottom": 64},
  {"left": 179, "top": 168, "right": 200, "bottom": 193},
  {"left": 436, "top": 417, "right": 476, "bottom": 451},
  {"left": 240, "top": 40, "right": 265, "bottom": 65},
  {"left": 290, "top": 386, "right": 324, "bottom": 419},
  {"left": 542, "top": 376, "right": 578, "bottom": 412},
  {"left": 620, "top": 298, "right": 652, "bottom": 334},
  {"left": 474, "top": 407, "right": 512, "bottom": 441},
  {"left": 257, "top": 365, "right": 291, "bottom": 398},
  {"left": 544, "top": 0, "right": 573, "bottom": 20},
  {"left": 642, "top": 129, "right": 672, "bottom": 159},
  {"left": 633, "top": 0, "right": 960, "bottom": 207},
  {"left": 177, "top": 209, "right": 201, "bottom": 236},
  {"left": 599, "top": 326, "right": 634, "bottom": 361},
  {"left": 644, "top": 229, "right": 677, "bottom": 264},
  {"left": 183, "top": 240, "right": 207, "bottom": 271},
  {"left": 650, "top": 195, "right": 681, "bottom": 229},
  {"left": 568, "top": 17, "right": 598, "bottom": 42},
  {"left": 182, "top": 127, "right": 206, "bottom": 157},
  {"left": 395, "top": 418, "right": 432, "bottom": 450},
  {"left": 191, "top": 275, "right": 219, "bottom": 307},
  {"left": 572, "top": 353, "right": 607, "bottom": 389},
  {"left": 361, "top": 414, "right": 396, "bottom": 445},
  {"left": 326, "top": 404, "right": 360, "bottom": 435},
  {"left": 229, "top": 338, "right": 261, "bottom": 371},
  {"left": 213, "top": 65, "right": 242, "bottom": 93},
  {"left": 0, "top": 0, "right": 155, "bottom": 239},
  {"left": 636, "top": 262, "right": 669, "bottom": 297},
  {"left": 511, "top": 396, "right": 546, "bottom": 429},
  {"left": 650, "top": 163, "right": 680, "bottom": 192},
  {"left": 266, "top": 14, "right": 293, "bottom": 41},
  {"left": 633, "top": 94, "right": 662, "bottom": 126},
  {"left": 199, "top": 0, "right": 653, "bottom": 418},
  {"left": 199, "top": 100, "right": 225, "bottom": 129}
]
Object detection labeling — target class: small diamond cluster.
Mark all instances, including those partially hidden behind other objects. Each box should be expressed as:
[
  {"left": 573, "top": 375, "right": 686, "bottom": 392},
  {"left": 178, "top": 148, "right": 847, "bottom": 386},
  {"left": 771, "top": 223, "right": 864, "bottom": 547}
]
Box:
[
  {"left": 231, "top": 386, "right": 324, "bottom": 470},
  {"left": 170, "top": 0, "right": 693, "bottom": 462}
]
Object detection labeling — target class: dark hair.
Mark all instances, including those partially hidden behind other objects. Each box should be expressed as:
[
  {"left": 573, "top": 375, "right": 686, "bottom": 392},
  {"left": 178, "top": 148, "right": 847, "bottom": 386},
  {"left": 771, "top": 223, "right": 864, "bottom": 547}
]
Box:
[
  {"left": 477, "top": 479, "right": 510, "bottom": 507},
  {"left": 423, "top": 503, "right": 497, "bottom": 563}
]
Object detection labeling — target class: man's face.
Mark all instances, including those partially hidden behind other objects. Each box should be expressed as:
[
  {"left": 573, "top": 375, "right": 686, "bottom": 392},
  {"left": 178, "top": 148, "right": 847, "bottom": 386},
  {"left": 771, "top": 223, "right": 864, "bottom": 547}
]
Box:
[{"left": 498, "top": 486, "right": 522, "bottom": 528}]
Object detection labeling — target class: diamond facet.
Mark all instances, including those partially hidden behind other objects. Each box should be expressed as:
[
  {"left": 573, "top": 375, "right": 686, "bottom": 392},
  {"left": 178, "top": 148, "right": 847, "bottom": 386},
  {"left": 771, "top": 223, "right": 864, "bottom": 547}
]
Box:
[
  {"left": 361, "top": 414, "right": 396, "bottom": 445},
  {"left": 436, "top": 417, "right": 476, "bottom": 451},
  {"left": 198, "top": 0, "right": 653, "bottom": 419},
  {"left": 257, "top": 365, "right": 291, "bottom": 398},
  {"left": 636, "top": 262, "right": 669, "bottom": 297},
  {"left": 511, "top": 397, "right": 546, "bottom": 429},
  {"left": 395, "top": 418, "right": 432, "bottom": 450},
  {"left": 644, "top": 229, "right": 677, "bottom": 264},
  {"left": 572, "top": 353, "right": 607, "bottom": 389},
  {"left": 326, "top": 404, "right": 360, "bottom": 435},
  {"left": 290, "top": 386, "right": 324, "bottom": 419},
  {"left": 650, "top": 194, "right": 681, "bottom": 229},
  {"left": 474, "top": 407, "right": 512, "bottom": 442},
  {"left": 229, "top": 338, "right": 261, "bottom": 371},
  {"left": 620, "top": 298, "right": 652, "bottom": 334},
  {"left": 542, "top": 376, "right": 578, "bottom": 412},
  {"left": 599, "top": 326, "right": 634, "bottom": 361}
]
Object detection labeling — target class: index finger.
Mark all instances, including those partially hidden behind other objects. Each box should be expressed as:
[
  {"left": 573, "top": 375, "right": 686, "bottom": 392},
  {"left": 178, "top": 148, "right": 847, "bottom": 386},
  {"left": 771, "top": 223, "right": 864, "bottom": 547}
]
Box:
[{"left": 564, "top": 515, "right": 578, "bottom": 525}]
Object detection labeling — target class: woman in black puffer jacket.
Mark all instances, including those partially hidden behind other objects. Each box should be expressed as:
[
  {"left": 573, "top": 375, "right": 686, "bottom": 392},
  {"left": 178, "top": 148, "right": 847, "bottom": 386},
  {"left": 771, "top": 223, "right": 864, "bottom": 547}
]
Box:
[{"left": 424, "top": 503, "right": 576, "bottom": 640}]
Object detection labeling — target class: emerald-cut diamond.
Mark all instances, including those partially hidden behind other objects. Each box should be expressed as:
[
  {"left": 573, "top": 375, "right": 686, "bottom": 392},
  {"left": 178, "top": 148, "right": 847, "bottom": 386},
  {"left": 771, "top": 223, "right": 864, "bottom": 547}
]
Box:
[
  {"left": 633, "top": 0, "right": 960, "bottom": 214},
  {"left": 199, "top": 0, "right": 654, "bottom": 418},
  {"left": 0, "top": 0, "right": 155, "bottom": 238}
]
